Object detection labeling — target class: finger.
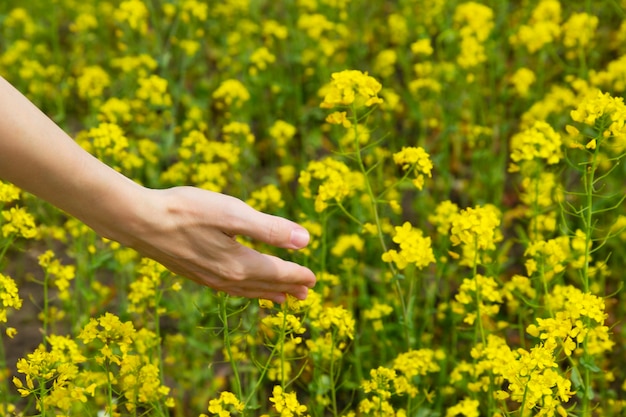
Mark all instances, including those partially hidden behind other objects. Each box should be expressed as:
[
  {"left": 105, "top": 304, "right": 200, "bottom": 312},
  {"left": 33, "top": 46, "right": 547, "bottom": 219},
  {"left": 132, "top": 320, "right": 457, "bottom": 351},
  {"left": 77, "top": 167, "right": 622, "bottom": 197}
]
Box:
[
  {"left": 222, "top": 197, "right": 311, "bottom": 250},
  {"left": 211, "top": 280, "right": 308, "bottom": 302},
  {"left": 233, "top": 245, "right": 316, "bottom": 288},
  {"left": 178, "top": 243, "right": 315, "bottom": 295}
]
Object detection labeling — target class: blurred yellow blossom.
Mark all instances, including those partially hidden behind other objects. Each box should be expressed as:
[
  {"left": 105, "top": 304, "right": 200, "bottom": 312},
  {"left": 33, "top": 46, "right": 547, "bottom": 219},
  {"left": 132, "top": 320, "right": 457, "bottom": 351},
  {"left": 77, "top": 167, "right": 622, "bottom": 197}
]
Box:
[
  {"left": 392, "top": 146, "right": 433, "bottom": 190},
  {"left": 0, "top": 273, "right": 22, "bottom": 323},
  {"left": 320, "top": 70, "right": 383, "bottom": 109}
]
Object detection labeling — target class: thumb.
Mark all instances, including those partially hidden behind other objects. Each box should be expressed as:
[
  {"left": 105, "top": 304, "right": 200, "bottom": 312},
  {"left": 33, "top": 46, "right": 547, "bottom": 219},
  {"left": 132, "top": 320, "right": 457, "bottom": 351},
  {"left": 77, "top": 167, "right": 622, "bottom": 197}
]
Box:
[{"left": 225, "top": 197, "right": 310, "bottom": 250}]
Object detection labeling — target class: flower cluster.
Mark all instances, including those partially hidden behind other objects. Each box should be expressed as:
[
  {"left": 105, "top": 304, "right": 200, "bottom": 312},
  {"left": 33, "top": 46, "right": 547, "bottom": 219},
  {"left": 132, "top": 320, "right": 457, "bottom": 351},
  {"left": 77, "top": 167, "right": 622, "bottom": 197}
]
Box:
[
  {"left": 528, "top": 285, "right": 614, "bottom": 356},
  {"left": 298, "top": 158, "right": 364, "bottom": 212},
  {"left": 570, "top": 90, "right": 626, "bottom": 152},
  {"left": 509, "top": 0, "right": 562, "bottom": 54},
  {"left": 509, "top": 121, "right": 563, "bottom": 172},
  {"left": 382, "top": 222, "right": 435, "bottom": 270},
  {"left": 320, "top": 70, "right": 383, "bottom": 109},
  {"left": 268, "top": 385, "right": 308, "bottom": 417},
  {"left": 453, "top": 2, "right": 494, "bottom": 71},
  {"left": 392, "top": 146, "right": 433, "bottom": 190},
  {"left": 359, "top": 349, "right": 443, "bottom": 415},
  {"left": 450, "top": 205, "right": 502, "bottom": 254},
  {"left": 0, "top": 273, "right": 22, "bottom": 326},
  {"left": 202, "top": 391, "right": 244, "bottom": 417},
  {"left": 454, "top": 274, "right": 503, "bottom": 325},
  {"left": 1, "top": 206, "right": 37, "bottom": 239}
]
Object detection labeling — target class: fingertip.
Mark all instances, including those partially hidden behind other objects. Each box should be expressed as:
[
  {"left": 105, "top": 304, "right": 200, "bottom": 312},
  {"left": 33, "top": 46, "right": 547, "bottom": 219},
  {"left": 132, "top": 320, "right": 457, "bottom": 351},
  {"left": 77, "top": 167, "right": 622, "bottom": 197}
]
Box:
[
  {"left": 303, "top": 267, "right": 316, "bottom": 288},
  {"left": 289, "top": 227, "right": 310, "bottom": 249},
  {"left": 296, "top": 287, "right": 309, "bottom": 300},
  {"left": 272, "top": 293, "right": 287, "bottom": 303}
]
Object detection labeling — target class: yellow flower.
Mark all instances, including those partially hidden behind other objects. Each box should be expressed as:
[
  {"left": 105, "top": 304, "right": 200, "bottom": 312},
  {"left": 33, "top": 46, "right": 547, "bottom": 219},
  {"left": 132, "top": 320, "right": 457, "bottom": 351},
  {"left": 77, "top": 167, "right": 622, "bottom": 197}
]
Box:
[
  {"left": 205, "top": 391, "right": 244, "bottom": 416},
  {"left": 78, "top": 312, "right": 136, "bottom": 366},
  {"left": 38, "top": 250, "right": 76, "bottom": 301},
  {"left": 325, "top": 111, "right": 352, "bottom": 128},
  {"left": 98, "top": 97, "right": 133, "bottom": 124},
  {"left": 382, "top": 222, "right": 435, "bottom": 270},
  {"left": 310, "top": 305, "right": 355, "bottom": 340},
  {"left": 531, "top": 285, "right": 614, "bottom": 356},
  {"left": 363, "top": 302, "right": 393, "bottom": 332},
  {"left": 114, "top": 0, "right": 149, "bottom": 34},
  {"left": 76, "top": 65, "right": 110, "bottom": 101},
  {"left": 299, "top": 157, "right": 364, "bottom": 212},
  {"left": 1, "top": 206, "right": 38, "bottom": 239},
  {"left": 269, "top": 385, "right": 308, "bottom": 417},
  {"left": 570, "top": 90, "right": 626, "bottom": 152},
  {"left": 561, "top": 12, "right": 598, "bottom": 59},
  {"left": 445, "top": 398, "right": 480, "bottom": 417},
  {"left": 269, "top": 120, "right": 297, "bottom": 157},
  {"left": 13, "top": 336, "right": 92, "bottom": 412},
  {"left": 449, "top": 204, "right": 501, "bottom": 251},
  {"left": 249, "top": 46, "right": 276, "bottom": 75},
  {"left": 393, "top": 349, "right": 444, "bottom": 379},
  {"left": 454, "top": 275, "right": 503, "bottom": 325},
  {"left": 392, "top": 146, "right": 433, "bottom": 190},
  {"left": 0, "top": 273, "right": 22, "bottom": 323},
  {"left": 263, "top": 19, "right": 288, "bottom": 42},
  {"left": 136, "top": 74, "right": 172, "bottom": 107},
  {"left": 320, "top": 70, "right": 383, "bottom": 109},
  {"left": 453, "top": 2, "right": 494, "bottom": 70},
  {"left": 410, "top": 38, "right": 433, "bottom": 56},
  {"left": 331, "top": 234, "right": 364, "bottom": 257},
  {"left": 373, "top": 49, "right": 397, "bottom": 79},
  {"left": 509, "top": 121, "right": 563, "bottom": 172},
  {"left": 428, "top": 200, "right": 460, "bottom": 236},
  {"left": 0, "top": 181, "right": 21, "bottom": 203},
  {"left": 223, "top": 121, "right": 255, "bottom": 145},
  {"left": 212, "top": 79, "right": 250, "bottom": 109},
  {"left": 246, "top": 184, "right": 284, "bottom": 212},
  {"left": 361, "top": 367, "right": 396, "bottom": 399},
  {"left": 509, "top": 0, "right": 561, "bottom": 54},
  {"left": 510, "top": 67, "right": 536, "bottom": 97},
  {"left": 119, "top": 355, "right": 173, "bottom": 412},
  {"left": 500, "top": 341, "right": 574, "bottom": 413},
  {"left": 111, "top": 54, "right": 158, "bottom": 77}
]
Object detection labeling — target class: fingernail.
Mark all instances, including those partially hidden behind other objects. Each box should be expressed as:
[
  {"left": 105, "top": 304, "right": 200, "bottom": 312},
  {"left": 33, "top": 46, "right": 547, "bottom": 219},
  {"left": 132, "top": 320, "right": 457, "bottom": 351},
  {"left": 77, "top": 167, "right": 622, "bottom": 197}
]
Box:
[{"left": 290, "top": 228, "right": 310, "bottom": 248}]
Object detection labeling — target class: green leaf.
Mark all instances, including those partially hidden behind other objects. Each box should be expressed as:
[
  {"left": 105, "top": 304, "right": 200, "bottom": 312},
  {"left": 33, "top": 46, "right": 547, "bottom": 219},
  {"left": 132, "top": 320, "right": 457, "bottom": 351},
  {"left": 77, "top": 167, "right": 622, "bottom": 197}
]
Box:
[
  {"left": 571, "top": 366, "right": 583, "bottom": 389},
  {"left": 580, "top": 356, "right": 601, "bottom": 373}
]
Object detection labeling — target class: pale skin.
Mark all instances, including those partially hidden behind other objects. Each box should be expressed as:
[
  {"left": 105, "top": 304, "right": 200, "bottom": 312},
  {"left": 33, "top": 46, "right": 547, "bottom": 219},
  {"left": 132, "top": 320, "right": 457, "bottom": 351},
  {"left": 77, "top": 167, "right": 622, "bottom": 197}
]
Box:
[{"left": 0, "top": 76, "right": 316, "bottom": 303}]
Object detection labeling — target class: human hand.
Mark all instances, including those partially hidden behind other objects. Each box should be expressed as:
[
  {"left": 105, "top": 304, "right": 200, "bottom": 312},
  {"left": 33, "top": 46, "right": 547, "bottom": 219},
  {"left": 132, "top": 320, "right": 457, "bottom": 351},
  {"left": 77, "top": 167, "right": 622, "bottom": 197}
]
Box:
[
  {"left": 120, "top": 186, "right": 316, "bottom": 303},
  {"left": 0, "top": 76, "right": 315, "bottom": 303}
]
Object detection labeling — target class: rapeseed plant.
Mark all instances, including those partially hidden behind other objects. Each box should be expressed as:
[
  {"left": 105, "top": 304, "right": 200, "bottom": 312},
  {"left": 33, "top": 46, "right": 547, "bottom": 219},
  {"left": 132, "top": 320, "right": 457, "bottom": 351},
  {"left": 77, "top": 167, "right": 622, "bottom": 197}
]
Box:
[{"left": 2, "top": 1, "right": 626, "bottom": 415}]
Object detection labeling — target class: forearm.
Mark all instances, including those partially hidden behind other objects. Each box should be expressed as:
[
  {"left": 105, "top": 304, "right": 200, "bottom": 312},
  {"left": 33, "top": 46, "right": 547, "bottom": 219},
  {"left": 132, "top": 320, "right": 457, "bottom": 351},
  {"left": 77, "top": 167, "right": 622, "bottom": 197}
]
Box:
[{"left": 0, "top": 76, "right": 147, "bottom": 242}]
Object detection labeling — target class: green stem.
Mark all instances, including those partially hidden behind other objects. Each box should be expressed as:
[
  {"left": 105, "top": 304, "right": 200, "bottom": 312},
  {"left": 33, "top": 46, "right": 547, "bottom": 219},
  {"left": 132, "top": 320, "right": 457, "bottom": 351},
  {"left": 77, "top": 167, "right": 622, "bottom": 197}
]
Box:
[
  {"left": 106, "top": 361, "right": 114, "bottom": 417},
  {"left": 329, "top": 331, "right": 339, "bottom": 417},
  {"left": 154, "top": 286, "right": 167, "bottom": 416},
  {"left": 580, "top": 148, "right": 599, "bottom": 417},
  {"left": 280, "top": 305, "right": 287, "bottom": 387},
  {"left": 39, "top": 375, "right": 47, "bottom": 417},
  {"left": 472, "top": 240, "right": 485, "bottom": 346},
  {"left": 0, "top": 236, "right": 15, "bottom": 263},
  {"left": 349, "top": 104, "right": 412, "bottom": 348},
  {"left": 43, "top": 271, "right": 50, "bottom": 346},
  {"left": 581, "top": 150, "right": 598, "bottom": 294},
  {"left": 220, "top": 295, "right": 244, "bottom": 401}
]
